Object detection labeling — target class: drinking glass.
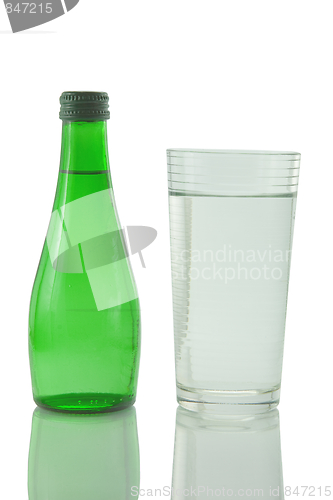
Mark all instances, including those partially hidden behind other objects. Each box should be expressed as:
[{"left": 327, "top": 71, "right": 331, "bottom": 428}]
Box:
[{"left": 167, "top": 149, "right": 300, "bottom": 410}]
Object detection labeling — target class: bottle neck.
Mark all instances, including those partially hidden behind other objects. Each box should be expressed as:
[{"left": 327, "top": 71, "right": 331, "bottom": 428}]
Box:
[{"left": 59, "top": 121, "right": 110, "bottom": 173}]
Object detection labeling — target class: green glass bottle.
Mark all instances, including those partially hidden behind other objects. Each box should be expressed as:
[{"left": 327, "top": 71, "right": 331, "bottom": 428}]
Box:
[{"left": 29, "top": 92, "right": 140, "bottom": 413}]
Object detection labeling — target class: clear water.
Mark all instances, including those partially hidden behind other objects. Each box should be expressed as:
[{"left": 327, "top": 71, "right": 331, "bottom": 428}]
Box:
[{"left": 169, "top": 193, "right": 296, "bottom": 398}]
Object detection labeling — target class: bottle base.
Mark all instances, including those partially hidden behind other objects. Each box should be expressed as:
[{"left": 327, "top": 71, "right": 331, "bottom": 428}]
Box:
[
  {"left": 34, "top": 393, "right": 135, "bottom": 414},
  {"left": 177, "top": 385, "right": 280, "bottom": 414}
]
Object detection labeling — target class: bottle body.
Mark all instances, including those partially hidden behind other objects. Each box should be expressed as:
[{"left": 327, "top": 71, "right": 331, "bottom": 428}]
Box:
[{"left": 29, "top": 119, "right": 140, "bottom": 412}]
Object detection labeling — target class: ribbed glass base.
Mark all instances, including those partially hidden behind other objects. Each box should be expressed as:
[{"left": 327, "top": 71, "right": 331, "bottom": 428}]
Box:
[{"left": 177, "top": 385, "right": 280, "bottom": 414}]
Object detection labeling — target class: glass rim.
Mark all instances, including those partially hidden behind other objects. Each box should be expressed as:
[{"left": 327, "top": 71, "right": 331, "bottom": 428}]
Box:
[{"left": 167, "top": 148, "right": 301, "bottom": 157}]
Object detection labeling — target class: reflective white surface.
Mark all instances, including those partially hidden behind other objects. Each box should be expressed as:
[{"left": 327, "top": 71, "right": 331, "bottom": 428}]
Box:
[
  {"left": 28, "top": 407, "right": 139, "bottom": 499},
  {"left": 172, "top": 407, "right": 283, "bottom": 499},
  {"left": 22, "top": 401, "right": 333, "bottom": 499}
]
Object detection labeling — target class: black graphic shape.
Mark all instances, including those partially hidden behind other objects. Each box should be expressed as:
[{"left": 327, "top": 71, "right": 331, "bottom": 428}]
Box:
[{"left": 53, "top": 226, "right": 157, "bottom": 273}]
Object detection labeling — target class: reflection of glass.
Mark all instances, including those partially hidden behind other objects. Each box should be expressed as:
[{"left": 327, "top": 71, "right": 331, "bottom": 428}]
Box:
[
  {"left": 172, "top": 407, "right": 283, "bottom": 499},
  {"left": 28, "top": 406, "right": 140, "bottom": 499}
]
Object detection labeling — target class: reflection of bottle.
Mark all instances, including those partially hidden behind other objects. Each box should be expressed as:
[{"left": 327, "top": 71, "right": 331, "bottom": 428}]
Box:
[
  {"left": 28, "top": 406, "right": 140, "bottom": 499},
  {"left": 29, "top": 92, "right": 140, "bottom": 412},
  {"left": 172, "top": 407, "right": 283, "bottom": 499}
]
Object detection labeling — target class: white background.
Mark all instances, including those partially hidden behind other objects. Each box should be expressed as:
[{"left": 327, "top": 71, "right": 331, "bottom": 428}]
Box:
[{"left": 0, "top": 1, "right": 332, "bottom": 498}]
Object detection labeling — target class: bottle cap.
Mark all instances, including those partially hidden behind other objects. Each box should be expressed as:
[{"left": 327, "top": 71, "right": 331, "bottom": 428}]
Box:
[{"left": 59, "top": 91, "right": 110, "bottom": 122}]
